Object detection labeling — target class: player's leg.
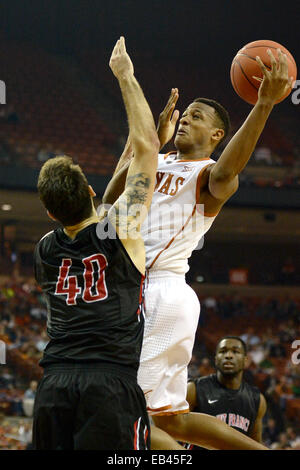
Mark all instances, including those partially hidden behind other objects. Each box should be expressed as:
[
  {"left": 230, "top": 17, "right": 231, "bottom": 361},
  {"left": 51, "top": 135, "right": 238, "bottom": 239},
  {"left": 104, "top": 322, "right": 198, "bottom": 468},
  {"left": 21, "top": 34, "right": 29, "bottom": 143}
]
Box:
[
  {"left": 74, "top": 369, "right": 150, "bottom": 450},
  {"left": 153, "top": 412, "right": 268, "bottom": 450},
  {"left": 138, "top": 273, "right": 200, "bottom": 414},
  {"left": 150, "top": 425, "right": 186, "bottom": 450}
]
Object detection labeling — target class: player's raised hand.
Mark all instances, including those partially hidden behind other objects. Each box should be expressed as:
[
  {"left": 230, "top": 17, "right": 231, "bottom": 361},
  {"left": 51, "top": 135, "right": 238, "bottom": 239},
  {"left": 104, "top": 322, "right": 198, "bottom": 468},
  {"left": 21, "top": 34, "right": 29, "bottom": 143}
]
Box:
[
  {"left": 157, "top": 88, "right": 180, "bottom": 149},
  {"left": 253, "top": 49, "right": 293, "bottom": 105},
  {"left": 109, "top": 36, "right": 134, "bottom": 80}
]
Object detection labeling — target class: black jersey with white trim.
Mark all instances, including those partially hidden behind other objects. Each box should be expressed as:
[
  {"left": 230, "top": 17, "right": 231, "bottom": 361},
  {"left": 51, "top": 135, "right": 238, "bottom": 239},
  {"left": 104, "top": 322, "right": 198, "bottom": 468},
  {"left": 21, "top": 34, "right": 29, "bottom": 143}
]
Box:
[
  {"left": 182, "top": 374, "right": 261, "bottom": 450},
  {"left": 34, "top": 222, "right": 145, "bottom": 372}
]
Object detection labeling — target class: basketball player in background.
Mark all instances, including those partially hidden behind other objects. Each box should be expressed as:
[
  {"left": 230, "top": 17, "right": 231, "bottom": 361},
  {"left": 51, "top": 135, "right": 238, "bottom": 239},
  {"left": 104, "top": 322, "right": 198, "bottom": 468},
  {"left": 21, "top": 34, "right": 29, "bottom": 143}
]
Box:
[
  {"left": 32, "top": 36, "right": 160, "bottom": 450},
  {"left": 184, "top": 336, "right": 267, "bottom": 449},
  {"left": 102, "top": 48, "right": 291, "bottom": 449}
]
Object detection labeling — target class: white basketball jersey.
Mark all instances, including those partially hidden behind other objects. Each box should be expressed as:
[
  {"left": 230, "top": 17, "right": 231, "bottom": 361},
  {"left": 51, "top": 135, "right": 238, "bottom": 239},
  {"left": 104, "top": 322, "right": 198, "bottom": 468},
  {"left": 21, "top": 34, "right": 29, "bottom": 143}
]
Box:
[{"left": 140, "top": 152, "right": 217, "bottom": 274}]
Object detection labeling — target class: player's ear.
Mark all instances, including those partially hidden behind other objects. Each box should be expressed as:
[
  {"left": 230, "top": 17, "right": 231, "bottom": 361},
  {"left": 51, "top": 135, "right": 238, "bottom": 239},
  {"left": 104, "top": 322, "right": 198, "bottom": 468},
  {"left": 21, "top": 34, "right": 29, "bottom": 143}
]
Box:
[
  {"left": 244, "top": 355, "right": 251, "bottom": 369},
  {"left": 47, "top": 210, "right": 57, "bottom": 222},
  {"left": 211, "top": 128, "right": 224, "bottom": 145},
  {"left": 88, "top": 185, "right": 96, "bottom": 198}
]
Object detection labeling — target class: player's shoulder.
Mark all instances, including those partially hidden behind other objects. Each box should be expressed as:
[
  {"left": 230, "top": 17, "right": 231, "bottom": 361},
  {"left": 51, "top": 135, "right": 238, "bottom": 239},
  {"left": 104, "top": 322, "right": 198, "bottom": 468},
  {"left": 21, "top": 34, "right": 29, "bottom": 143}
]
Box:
[
  {"left": 158, "top": 151, "right": 174, "bottom": 163},
  {"left": 242, "top": 380, "right": 262, "bottom": 404},
  {"left": 34, "top": 230, "right": 56, "bottom": 263},
  {"left": 243, "top": 380, "right": 261, "bottom": 394},
  {"left": 38, "top": 230, "right": 55, "bottom": 243},
  {"left": 36, "top": 230, "right": 56, "bottom": 251},
  {"left": 192, "top": 373, "right": 216, "bottom": 387}
]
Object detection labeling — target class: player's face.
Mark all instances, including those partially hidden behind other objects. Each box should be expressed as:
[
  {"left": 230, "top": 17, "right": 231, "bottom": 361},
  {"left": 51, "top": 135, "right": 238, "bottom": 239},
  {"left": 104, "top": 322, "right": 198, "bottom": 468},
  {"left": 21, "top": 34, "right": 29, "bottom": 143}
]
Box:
[
  {"left": 174, "top": 102, "right": 216, "bottom": 152},
  {"left": 215, "top": 339, "right": 246, "bottom": 376}
]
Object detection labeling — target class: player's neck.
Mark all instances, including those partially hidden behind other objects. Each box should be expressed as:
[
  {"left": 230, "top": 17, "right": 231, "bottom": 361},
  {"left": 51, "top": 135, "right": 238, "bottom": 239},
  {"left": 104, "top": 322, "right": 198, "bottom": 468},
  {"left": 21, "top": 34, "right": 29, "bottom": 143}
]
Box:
[
  {"left": 216, "top": 371, "right": 243, "bottom": 390},
  {"left": 63, "top": 211, "right": 99, "bottom": 240},
  {"left": 175, "top": 146, "right": 212, "bottom": 161}
]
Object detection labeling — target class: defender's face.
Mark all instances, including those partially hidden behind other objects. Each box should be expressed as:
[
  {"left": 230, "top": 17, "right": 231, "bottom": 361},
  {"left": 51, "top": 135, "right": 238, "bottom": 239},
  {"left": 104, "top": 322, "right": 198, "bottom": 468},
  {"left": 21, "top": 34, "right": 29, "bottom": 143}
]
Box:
[
  {"left": 174, "top": 102, "right": 216, "bottom": 151},
  {"left": 215, "top": 339, "right": 246, "bottom": 376}
]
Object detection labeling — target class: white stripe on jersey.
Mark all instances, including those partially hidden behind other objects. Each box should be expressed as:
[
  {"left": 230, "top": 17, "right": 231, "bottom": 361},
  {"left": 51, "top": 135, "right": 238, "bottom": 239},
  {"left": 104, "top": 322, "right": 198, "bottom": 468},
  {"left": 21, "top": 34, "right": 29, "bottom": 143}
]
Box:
[{"left": 38, "top": 230, "right": 54, "bottom": 243}]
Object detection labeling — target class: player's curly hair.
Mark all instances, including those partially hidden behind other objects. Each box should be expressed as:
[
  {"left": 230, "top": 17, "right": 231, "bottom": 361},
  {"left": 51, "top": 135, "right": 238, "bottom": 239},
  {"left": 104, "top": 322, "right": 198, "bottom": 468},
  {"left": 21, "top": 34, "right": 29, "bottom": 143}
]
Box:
[
  {"left": 38, "top": 155, "right": 93, "bottom": 226},
  {"left": 193, "top": 97, "right": 231, "bottom": 148}
]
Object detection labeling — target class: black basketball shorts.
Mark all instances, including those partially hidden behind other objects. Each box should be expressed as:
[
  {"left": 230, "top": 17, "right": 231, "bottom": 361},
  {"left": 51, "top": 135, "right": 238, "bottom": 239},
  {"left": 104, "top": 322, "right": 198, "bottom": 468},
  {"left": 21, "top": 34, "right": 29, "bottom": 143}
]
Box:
[{"left": 32, "top": 363, "right": 150, "bottom": 450}]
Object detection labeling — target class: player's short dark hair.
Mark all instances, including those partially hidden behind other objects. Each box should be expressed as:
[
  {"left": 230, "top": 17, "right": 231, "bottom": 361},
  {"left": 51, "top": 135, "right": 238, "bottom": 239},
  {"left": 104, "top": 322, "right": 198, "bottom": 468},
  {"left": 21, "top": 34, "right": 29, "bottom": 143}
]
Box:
[
  {"left": 193, "top": 97, "right": 231, "bottom": 148},
  {"left": 215, "top": 336, "right": 247, "bottom": 355},
  {"left": 38, "top": 155, "right": 93, "bottom": 226}
]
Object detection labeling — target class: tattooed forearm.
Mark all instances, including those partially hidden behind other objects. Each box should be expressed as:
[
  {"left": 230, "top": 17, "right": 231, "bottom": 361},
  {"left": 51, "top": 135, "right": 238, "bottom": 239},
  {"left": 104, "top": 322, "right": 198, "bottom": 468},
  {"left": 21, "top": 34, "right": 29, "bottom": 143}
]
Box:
[
  {"left": 108, "top": 172, "right": 151, "bottom": 238},
  {"left": 125, "top": 173, "right": 151, "bottom": 205}
]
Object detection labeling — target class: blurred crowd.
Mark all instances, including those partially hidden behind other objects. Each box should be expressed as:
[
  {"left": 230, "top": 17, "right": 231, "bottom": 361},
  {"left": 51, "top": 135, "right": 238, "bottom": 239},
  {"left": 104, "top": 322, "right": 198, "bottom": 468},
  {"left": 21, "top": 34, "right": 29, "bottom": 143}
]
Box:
[
  {"left": 189, "top": 293, "right": 300, "bottom": 450},
  {"left": 0, "top": 277, "right": 300, "bottom": 449}
]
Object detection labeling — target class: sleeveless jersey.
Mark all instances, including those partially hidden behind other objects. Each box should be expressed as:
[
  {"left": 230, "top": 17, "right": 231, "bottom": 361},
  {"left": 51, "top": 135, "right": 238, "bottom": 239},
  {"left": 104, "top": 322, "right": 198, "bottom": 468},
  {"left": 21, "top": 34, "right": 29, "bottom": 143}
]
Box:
[
  {"left": 34, "top": 222, "right": 145, "bottom": 373},
  {"left": 140, "top": 152, "right": 217, "bottom": 274},
  {"left": 192, "top": 374, "right": 261, "bottom": 436}
]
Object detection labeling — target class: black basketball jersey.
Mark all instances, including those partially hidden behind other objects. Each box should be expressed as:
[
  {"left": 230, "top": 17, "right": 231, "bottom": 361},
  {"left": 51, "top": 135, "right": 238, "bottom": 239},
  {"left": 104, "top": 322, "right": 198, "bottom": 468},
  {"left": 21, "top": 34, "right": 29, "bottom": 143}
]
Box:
[
  {"left": 34, "top": 222, "right": 145, "bottom": 373},
  {"left": 192, "top": 374, "right": 261, "bottom": 436}
]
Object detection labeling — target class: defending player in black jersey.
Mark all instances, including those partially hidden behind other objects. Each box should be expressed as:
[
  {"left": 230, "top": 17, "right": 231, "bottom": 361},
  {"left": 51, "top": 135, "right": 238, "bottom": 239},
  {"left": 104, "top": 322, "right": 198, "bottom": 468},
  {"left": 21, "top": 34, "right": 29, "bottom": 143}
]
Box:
[
  {"left": 185, "top": 336, "right": 267, "bottom": 449},
  {"left": 32, "top": 36, "right": 160, "bottom": 450}
]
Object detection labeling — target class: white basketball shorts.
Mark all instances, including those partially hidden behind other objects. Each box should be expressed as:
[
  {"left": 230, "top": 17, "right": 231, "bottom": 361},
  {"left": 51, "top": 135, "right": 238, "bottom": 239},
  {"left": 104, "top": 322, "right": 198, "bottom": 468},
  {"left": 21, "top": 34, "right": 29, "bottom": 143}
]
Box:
[{"left": 138, "top": 270, "right": 201, "bottom": 416}]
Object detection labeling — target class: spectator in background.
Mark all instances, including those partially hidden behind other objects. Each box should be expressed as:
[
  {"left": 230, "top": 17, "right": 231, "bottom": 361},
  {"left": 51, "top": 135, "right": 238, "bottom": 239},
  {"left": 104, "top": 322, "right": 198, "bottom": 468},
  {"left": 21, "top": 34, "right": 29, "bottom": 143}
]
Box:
[
  {"left": 0, "top": 367, "right": 16, "bottom": 389},
  {"left": 280, "top": 257, "right": 296, "bottom": 285},
  {"left": 197, "top": 357, "right": 215, "bottom": 377},
  {"left": 269, "top": 337, "right": 287, "bottom": 359},
  {"left": 271, "top": 432, "right": 290, "bottom": 450},
  {"left": 0, "top": 104, "right": 20, "bottom": 124},
  {"left": 22, "top": 380, "right": 38, "bottom": 418},
  {"left": 253, "top": 146, "right": 272, "bottom": 165},
  {"left": 275, "top": 376, "right": 294, "bottom": 410},
  {"left": 241, "top": 327, "right": 260, "bottom": 349},
  {"left": 202, "top": 296, "right": 217, "bottom": 313},
  {"left": 37, "top": 145, "right": 56, "bottom": 163},
  {"left": 263, "top": 418, "right": 281, "bottom": 447},
  {"left": 24, "top": 380, "right": 37, "bottom": 400},
  {"left": 286, "top": 427, "right": 300, "bottom": 449},
  {"left": 248, "top": 343, "right": 268, "bottom": 369},
  {"left": 292, "top": 377, "right": 300, "bottom": 398},
  {"left": 35, "top": 330, "right": 48, "bottom": 353},
  {"left": 263, "top": 369, "right": 278, "bottom": 402},
  {"left": 188, "top": 354, "right": 201, "bottom": 380}
]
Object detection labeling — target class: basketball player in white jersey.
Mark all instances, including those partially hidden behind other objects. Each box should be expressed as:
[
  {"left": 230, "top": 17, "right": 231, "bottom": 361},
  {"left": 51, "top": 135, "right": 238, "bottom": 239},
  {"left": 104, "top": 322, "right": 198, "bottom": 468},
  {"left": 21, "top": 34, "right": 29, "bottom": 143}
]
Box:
[{"left": 102, "top": 49, "right": 291, "bottom": 449}]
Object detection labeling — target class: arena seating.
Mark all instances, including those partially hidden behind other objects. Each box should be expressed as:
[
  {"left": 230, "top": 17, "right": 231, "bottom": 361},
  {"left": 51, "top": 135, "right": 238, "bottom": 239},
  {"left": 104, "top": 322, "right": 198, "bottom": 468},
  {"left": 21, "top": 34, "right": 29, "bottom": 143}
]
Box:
[
  {"left": 0, "top": 42, "right": 118, "bottom": 176},
  {"left": 0, "top": 42, "right": 299, "bottom": 180}
]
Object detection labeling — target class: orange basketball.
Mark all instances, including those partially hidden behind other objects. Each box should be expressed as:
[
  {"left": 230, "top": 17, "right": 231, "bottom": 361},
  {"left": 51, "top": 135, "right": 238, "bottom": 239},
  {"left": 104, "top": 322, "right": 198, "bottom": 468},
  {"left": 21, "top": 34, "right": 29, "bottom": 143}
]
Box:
[{"left": 230, "top": 40, "right": 297, "bottom": 105}]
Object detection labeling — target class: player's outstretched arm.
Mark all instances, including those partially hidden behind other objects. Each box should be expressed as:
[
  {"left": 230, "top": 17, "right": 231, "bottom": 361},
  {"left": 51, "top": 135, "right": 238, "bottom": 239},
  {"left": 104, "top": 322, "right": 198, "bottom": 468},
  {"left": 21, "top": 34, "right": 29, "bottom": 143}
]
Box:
[
  {"left": 102, "top": 88, "right": 179, "bottom": 206},
  {"left": 107, "top": 37, "right": 159, "bottom": 273},
  {"left": 208, "top": 48, "right": 293, "bottom": 201},
  {"left": 111, "top": 136, "right": 133, "bottom": 178}
]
